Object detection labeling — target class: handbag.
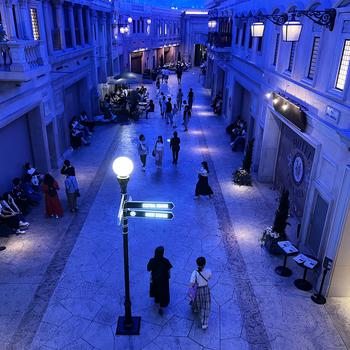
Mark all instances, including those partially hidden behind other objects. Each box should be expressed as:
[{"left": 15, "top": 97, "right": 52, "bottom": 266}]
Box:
[{"left": 188, "top": 271, "right": 198, "bottom": 302}]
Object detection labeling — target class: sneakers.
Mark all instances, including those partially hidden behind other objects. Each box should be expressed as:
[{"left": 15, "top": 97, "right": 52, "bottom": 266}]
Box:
[
  {"left": 55, "top": 215, "right": 59, "bottom": 219},
  {"left": 16, "top": 229, "right": 26, "bottom": 234},
  {"left": 19, "top": 221, "right": 30, "bottom": 228}
]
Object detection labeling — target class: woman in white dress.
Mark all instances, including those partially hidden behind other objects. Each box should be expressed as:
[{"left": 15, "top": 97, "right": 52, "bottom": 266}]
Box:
[{"left": 154, "top": 136, "right": 164, "bottom": 168}]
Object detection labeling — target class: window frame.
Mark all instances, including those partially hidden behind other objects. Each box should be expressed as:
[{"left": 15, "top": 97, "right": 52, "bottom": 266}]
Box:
[{"left": 335, "top": 39, "right": 350, "bottom": 91}]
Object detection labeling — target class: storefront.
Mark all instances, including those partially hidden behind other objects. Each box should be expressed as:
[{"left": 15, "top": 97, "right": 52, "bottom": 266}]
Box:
[
  {"left": 0, "top": 114, "right": 34, "bottom": 193},
  {"left": 130, "top": 52, "right": 143, "bottom": 74}
]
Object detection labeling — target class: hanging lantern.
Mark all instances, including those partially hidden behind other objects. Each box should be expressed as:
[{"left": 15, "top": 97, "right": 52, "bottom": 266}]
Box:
[
  {"left": 250, "top": 22, "right": 265, "bottom": 38},
  {"left": 282, "top": 20, "right": 302, "bottom": 42}
]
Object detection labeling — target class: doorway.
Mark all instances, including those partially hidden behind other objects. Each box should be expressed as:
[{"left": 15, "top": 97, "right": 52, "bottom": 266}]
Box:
[
  {"left": 131, "top": 52, "right": 142, "bottom": 74},
  {"left": 194, "top": 44, "right": 207, "bottom": 66},
  {"left": 307, "top": 192, "right": 329, "bottom": 257}
]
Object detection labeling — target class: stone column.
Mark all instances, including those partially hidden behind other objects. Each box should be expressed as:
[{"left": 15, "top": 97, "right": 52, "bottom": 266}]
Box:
[
  {"left": 85, "top": 7, "right": 92, "bottom": 44},
  {"left": 18, "top": 0, "right": 32, "bottom": 39},
  {"left": 4, "top": 0, "right": 18, "bottom": 40},
  {"left": 54, "top": 0, "right": 66, "bottom": 50},
  {"left": 99, "top": 13, "right": 107, "bottom": 81},
  {"left": 77, "top": 5, "right": 85, "bottom": 45},
  {"left": 68, "top": 3, "right": 76, "bottom": 47},
  {"left": 42, "top": 0, "right": 54, "bottom": 55}
]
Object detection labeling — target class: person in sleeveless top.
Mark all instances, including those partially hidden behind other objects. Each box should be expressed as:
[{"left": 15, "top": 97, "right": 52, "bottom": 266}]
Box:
[{"left": 190, "top": 256, "right": 212, "bottom": 329}]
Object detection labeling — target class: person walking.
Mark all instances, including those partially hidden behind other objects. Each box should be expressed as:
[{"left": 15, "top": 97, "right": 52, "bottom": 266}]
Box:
[
  {"left": 176, "top": 88, "right": 183, "bottom": 111},
  {"left": 161, "top": 95, "right": 167, "bottom": 119},
  {"left": 172, "top": 103, "right": 179, "bottom": 128},
  {"left": 176, "top": 65, "right": 183, "bottom": 84},
  {"left": 42, "top": 173, "right": 63, "bottom": 218},
  {"left": 147, "top": 246, "right": 173, "bottom": 315},
  {"left": 188, "top": 88, "right": 194, "bottom": 110},
  {"left": 153, "top": 136, "right": 164, "bottom": 168},
  {"left": 60, "top": 159, "right": 76, "bottom": 176},
  {"left": 158, "top": 92, "right": 164, "bottom": 116},
  {"left": 183, "top": 104, "right": 191, "bottom": 132},
  {"left": 165, "top": 97, "right": 173, "bottom": 125},
  {"left": 156, "top": 77, "right": 161, "bottom": 96},
  {"left": 137, "top": 134, "right": 149, "bottom": 171},
  {"left": 194, "top": 161, "right": 213, "bottom": 199},
  {"left": 190, "top": 257, "right": 212, "bottom": 329},
  {"left": 170, "top": 131, "right": 180, "bottom": 164},
  {"left": 64, "top": 168, "right": 80, "bottom": 213}
]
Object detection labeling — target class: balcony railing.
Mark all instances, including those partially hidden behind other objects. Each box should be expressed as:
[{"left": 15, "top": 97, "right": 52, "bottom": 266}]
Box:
[
  {"left": 0, "top": 40, "right": 48, "bottom": 81},
  {"left": 208, "top": 32, "right": 232, "bottom": 48}
]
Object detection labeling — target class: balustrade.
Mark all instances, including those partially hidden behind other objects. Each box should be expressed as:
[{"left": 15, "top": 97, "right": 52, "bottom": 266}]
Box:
[{"left": 0, "top": 40, "right": 45, "bottom": 73}]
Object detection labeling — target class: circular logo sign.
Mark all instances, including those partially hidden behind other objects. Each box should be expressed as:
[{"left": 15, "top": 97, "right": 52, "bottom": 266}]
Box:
[{"left": 292, "top": 153, "right": 304, "bottom": 185}]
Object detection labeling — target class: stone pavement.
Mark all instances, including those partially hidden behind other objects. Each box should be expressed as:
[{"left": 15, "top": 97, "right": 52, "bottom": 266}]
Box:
[{"left": 1, "top": 71, "right": 349, "bottom": 350}]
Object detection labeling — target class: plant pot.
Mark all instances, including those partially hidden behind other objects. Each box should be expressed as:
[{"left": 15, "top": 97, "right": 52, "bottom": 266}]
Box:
[
  {"left": 265, "top": 237, "right": 283, "bottom": 255},
  {"left": 233, "top": 168, "right": 252, "bottom": 186}
]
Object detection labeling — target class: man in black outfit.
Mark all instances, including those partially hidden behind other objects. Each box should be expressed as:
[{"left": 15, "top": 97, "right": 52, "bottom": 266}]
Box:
[
  {"left": 188, "top": 88, "right": 194, "bottom": 110},
  {"left": 170, "top": 131, "right": 180, "bottom": 164},
  {"left": 61, "top": 160, "right": 76, "bottom": 176}
]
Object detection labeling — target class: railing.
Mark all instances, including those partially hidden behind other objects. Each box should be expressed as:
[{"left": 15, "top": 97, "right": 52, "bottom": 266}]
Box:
[
  {"left": 208, "top": 32, "right": 232, "bottom": 48},
  {"left": 0, "top": 40, "right": 45, "bottom": 73}
]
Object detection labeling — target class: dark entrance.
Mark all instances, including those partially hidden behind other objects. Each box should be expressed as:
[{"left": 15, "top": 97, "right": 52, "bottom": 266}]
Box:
[
  {"left": 194, "top": 44, "right": 207, "bottom": 66},
  {"left": 131, "top": 52, "right": 142, "bottom": 74}
]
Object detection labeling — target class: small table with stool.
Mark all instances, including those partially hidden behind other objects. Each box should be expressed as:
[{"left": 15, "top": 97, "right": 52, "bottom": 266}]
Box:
[
  {"left": 275, "top": 241, "right": 299, "bottom": 277},
  {"left": 293, "top": 254, "right": 319, "bottom": 291}
]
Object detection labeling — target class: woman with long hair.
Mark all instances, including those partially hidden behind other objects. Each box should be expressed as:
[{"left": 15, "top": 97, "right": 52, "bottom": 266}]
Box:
[
  {"left": 42, "top": 173, "right": 63, "bottom": 218},
  {"left": 194, "top": 161, "right": 213, "bottom": 199},
  {"left": 147, "top": 246, "right": 173, "bottom": 315},
  {"left": 190, "top": 256, "right": 212, "bottom": 329},
  {"left": 154, "top": 135, "right": 164, "bottom": 168}
]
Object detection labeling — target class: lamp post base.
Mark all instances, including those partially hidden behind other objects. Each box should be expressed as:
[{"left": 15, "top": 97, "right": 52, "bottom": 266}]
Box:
[
  {"left": 311, "top": 294, "right": 327, "bottom": 305},
  {"left": 116, "top": 316, "right": 141, "bottom": 335}
]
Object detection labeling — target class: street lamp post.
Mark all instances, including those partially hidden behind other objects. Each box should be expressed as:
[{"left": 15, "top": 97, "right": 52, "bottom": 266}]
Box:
[{"left": 113, "top": 157, "right": 141, "bottom": 335}]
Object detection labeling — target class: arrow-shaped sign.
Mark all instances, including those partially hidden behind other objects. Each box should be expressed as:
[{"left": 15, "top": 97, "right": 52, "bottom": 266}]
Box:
[
  {"left": 125, "top": 201, "right": 175, "bottom": 210},
  {"left": 126, "top": 209, "right": 174, "bottom": 220}
]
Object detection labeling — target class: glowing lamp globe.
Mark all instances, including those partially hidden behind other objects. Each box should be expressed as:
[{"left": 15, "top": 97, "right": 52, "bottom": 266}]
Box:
[
  {"left": 251, "top": 22, "right": 265, "bottom": 38},
  {"left": 120, "top": 27, "right": 125, "bottom": 34},
  {"left": 147, "top": 18, "right": 152, "bottom": 25},
  {"left": 282, "top": 21, "right": 302, "bottom": 42},
  {"left": 128, "top": 17, "right": 133, "bottom": 23},
  {"left": 124, "top": 26, "right": 129, "bottom": 33},
  {"left": 113, "top": 157, "right": 134, "bottom": 179}
]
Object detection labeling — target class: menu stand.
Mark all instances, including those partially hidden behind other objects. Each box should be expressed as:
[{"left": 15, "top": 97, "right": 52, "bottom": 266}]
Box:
[
  {"left": 293, "top": 254, "right": 319, "bottom": 291},
  {"left": 275, "top": 241, "right": 299, "bottom": 277}
]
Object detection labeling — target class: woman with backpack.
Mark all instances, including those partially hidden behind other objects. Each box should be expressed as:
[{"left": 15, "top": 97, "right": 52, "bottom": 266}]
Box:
[{"left": 42, "top": 173, "right": 63, "bottom": 218}]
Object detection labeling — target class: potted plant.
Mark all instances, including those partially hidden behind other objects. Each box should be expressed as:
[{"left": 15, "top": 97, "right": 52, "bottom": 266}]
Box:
[
  {"left": 0, "top": 24, "right": 7, "bottom": 42},
  {"left": 233, "top": 138, "right": 254, "bottom": 186},
  {"left": 260, "top": 189, "right": 290, "bottom": 254}
]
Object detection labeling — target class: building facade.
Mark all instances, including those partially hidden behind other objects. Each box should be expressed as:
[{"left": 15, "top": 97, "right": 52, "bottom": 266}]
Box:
[
  {"left": 0, "top": 0, "right": 117, "bottom": 193},
  {"left": 115, "top": 2, "right": 182, "bottom": 74},
  {"left": 205, "top": 0, "right": 350, "bottom": 297}
]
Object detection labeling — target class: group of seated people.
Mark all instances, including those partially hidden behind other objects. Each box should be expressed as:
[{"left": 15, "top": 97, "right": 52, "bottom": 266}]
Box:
[
  {"left": 226, "top": 117, "right": 248, "bottom": 152},
  {"left": 102, "top": 85, "right": 153, "bottom": 121},
  {"left": 69, "top": 111, "right": 95, "bottom": 150},
  {"left": 0, "top": 163, "right": 42, "bottom": 235},
  {"left": 211, "top": 93, "right": 223, "bottom": 115}
]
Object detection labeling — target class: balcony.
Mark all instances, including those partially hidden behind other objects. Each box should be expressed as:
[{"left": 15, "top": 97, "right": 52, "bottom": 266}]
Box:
[
  {"left": 0, "top": 40, "right": 49, "bottom": 82},
  {"left": 208, "top": 32, "right": 232, "bottom": 48}
]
